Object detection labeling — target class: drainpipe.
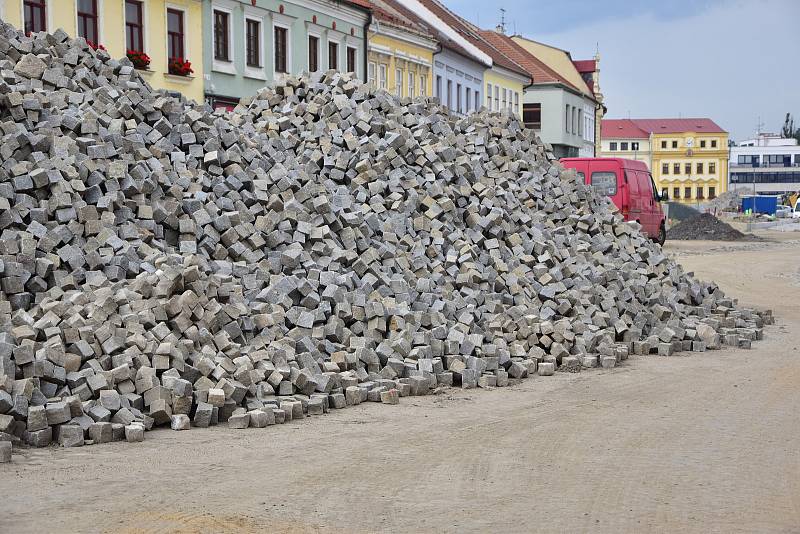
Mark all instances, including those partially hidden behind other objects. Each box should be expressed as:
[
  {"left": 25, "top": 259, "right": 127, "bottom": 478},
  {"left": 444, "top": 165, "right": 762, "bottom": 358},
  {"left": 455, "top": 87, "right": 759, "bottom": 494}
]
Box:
[{"left": 362, "top": 10, "right": 372, "bottom": 83}]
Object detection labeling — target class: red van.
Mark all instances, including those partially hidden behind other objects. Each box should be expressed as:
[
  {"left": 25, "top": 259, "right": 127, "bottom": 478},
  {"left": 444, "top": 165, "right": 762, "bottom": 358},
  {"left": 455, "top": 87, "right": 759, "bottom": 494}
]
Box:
[{"left": 560, "top": 157, "right": 667, "bottom": 245}]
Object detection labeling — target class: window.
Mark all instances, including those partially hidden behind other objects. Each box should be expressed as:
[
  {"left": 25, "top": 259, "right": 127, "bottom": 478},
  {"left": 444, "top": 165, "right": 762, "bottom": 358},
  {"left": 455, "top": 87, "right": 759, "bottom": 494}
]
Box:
[
  {"left": 674, "top": 163, "right": 680, "bottom": 174},
  {"left": 700, "top": 140, "right": 706, "bottom": 148},
  {"left": 126, "top": 0, "right": 144, "bottom": 53},
  {"left": 447, "top": 80, "right": 452, "bottom": 109},
  {"left": 435, "top": 75, "right": 441, "bottom": 99},
  {"left": 620, "top": 142, "right": 629, "bottom": 151},
  {"left": 494, "top": 85, "right": 499, "bottom": 111},
  {"left": 274, "top": 27, "right": 288, "bottom": 73},
  {"left": 673, "top": 187, "right": 680, "bottom": 199},
  {"left": 308, "top": 36, "right": 319, "bottom": 72},
  {"left": 737, "top": 155, "right": 760, "bottom": 166},
  {"left": 502, "top": 88, "right": 507, "bottom": 110},
  {"left": 661, "top": 188, "right": 668, "bottom": 198},
  {"left": 765, "top": 154, "right": 791, "bottom": 167},
  {"left": 708, "top": 186, "right": 716, "bottom": 199},
  {"left": 661, "top": 140, "right": 667, "bottom": 149},
  {"left": 328, "top": 41, "right": 338, "bottom": 70},
  {"left": 167, "top": 9, "right": 185, "bottom": 61},
  {"left": 395, "top": 68, "right": 402, "bottom": 96},
  {"left": 685, "top": 163, "right": 691, "bottom": 175},
  {"left": 213, "top": 9, "right": 229, "bottom": 61},
  {"left": 684, "top": 186, "right": 691, "bottom": 199},
  {"left": 368, "top": 61, "right": 376, "bottom": 86},
  {"left": 672, "top": 140, "right": 678, "bottom": 149},
  {"left": 474, "top": 90, "right": 479, "bottom": 111},
  {"left": 486, "top": 82, "right": 491, "bottom": 108},
  {"left": 244, "top": 18, "right": 260, "bottom": 67},
  {"left": 572, "top": 107, "right": 577, "bottom": 134},
  {"left": 590, "top": 172, "right": 617, "bottom": 196},
  {"left": 711, "top": 140, "right": 717, "bottom": 148},
  {"left": 578, "top": 110, "right": 583, "bottom": 135},
  {"left": 565, "top": 105, "right": 570, "bottom": 132},
  {"left": 631, "top": 142, "right": 639, "bottom": 151},
  {"left": 697, "top": 163, "right": 704, "bottom": 174},
  {"left": 465, "top": 87, "right": 471, "bottom": 111},
  {"left": 420, "top": 74, "right": 426, "bottom": 96},
  {"left": 662, "top": 163, "right": 669, "bottom": 174},
  {"left": 696, "top": 186, "right": 704, "bottom": 199},
  {"left": 24, "top": 0, "right": 47, "bottom": 34},
  {"left": 709, "top": 162, "right": 716, "bottom": 174},
  {"left": 514, "top": 92, "right": 519, "bottom": 113},
  {"left": 346, "top": 46, "right": 357, "bottom": 73},
  {"left": 77, "top": 0, "right": 98, "bottom": 44},
  {"left": 456, "top": 83, "right": 462, "bottom": 113},
  {"left": 609, "top": 142, "right": 617, "bottom": 151},
  {"left": 380, "top": 65, "right": 388, "bottom": 90},
  {"left": 408, "top": 71, "right": 414, "bottom": 98}
]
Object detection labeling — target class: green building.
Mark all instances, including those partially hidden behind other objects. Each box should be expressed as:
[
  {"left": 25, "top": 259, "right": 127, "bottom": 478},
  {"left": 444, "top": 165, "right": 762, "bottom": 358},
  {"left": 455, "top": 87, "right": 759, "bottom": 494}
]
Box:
[{"left": 203, "top": 0, "right": 371, "bottom": 109}]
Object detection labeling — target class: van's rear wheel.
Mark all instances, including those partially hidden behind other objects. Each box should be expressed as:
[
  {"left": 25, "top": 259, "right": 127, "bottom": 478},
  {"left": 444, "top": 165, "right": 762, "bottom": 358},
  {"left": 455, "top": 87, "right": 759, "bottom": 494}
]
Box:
[{"left": 656, "top": 222, "right": 666, "bottom": 246}]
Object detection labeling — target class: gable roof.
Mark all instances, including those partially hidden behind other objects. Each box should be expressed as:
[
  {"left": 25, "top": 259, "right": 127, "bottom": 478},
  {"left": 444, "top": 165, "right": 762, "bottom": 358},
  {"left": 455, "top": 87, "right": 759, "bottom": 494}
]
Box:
[
  {"left": 601, "top": 119, "right": 650, "bottom": 139},
  {"left": 602, "top": 118, "right": 727, "bottom": 138},
  {"left": 478, "top": 30, "right": 591, "bottom": 97},
  {"left": 368, "top": 0, "right": 436, "bottom": 42},
  {"left": 572, "top": 59, "right": 596, "bottom": 73},
  {"left": 629, "top": 118, "right": 727, "bottom": 134},
  {"left": 414, "top": 0, "right": 529, "bottom": 79},
  {"left": 510, "top": 35, "right": 595, "bottom": 98}
]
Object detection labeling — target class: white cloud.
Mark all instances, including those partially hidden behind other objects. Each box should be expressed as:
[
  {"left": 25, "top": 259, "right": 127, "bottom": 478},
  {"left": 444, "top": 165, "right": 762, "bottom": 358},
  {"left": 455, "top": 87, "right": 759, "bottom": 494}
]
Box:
[{"left": 536, "top": 0, "right": 800, "bottom": 140}]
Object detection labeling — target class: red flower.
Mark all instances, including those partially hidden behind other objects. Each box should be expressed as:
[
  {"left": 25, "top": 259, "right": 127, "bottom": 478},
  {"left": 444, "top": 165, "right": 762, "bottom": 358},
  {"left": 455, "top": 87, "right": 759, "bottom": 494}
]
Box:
[
  {"left": 127, "top": 49, "right": 151, "bottom": 70},
  {"left": 86, "top": 40, "right": 106, "bottom": 51},
  {"left": 168, "top": 57, "right": 194, "bottom": 76}
]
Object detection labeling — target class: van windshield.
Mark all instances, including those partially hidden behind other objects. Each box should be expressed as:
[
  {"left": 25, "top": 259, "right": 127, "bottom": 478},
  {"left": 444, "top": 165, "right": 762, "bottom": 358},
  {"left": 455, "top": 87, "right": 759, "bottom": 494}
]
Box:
[{"left": 590, "top": 172, "right": 617, "bottom": 196}]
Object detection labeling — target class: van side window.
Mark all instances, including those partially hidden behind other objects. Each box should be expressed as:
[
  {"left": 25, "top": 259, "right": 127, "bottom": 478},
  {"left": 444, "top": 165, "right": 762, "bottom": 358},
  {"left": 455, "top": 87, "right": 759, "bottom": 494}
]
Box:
[
  {"left": 576, "top": 171, "right": 585, "bottom": 181},
  {"left": 590, "top": 171, "right": 617, "bottom": 196}
]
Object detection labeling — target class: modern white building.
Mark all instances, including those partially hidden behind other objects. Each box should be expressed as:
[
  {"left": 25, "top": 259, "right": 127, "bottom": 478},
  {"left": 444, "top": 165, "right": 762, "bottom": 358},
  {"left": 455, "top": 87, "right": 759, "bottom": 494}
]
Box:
[{"left": 729, "top": 133, "right": 800, "bottom": 195}]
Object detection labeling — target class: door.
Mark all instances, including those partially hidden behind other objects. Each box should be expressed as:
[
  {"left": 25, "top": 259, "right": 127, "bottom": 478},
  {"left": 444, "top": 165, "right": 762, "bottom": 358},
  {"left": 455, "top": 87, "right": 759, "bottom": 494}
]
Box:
[
  {"left": 626, "top": 168, "right": 642, "bottom": 224},
  {"left": 643, "top": 172, "right": 663, "bottom": 237}
]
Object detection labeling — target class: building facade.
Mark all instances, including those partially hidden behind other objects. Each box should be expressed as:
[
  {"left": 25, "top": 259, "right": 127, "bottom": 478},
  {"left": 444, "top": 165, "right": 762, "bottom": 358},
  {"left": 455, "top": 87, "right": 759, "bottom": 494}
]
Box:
[
  {"left": 203, "top": 0, "right": 370, "bottom": 109},
  {"left": 486, "top": 32, "right": 599, "bottom": 158},
  {"left": 601, "top": 118, "right": 729, "bottom": 203},
  {"left": 2, "top": 0, "right": 206, "bottom": 102},
  {"left": 599, "top": 119, "right": 651, "bottom": 165},
  {"left": 729, "top": 134, "right": 800, "bottom": 195},
  {"left": 397, "top": 0, "right": 488, "bottom": 115},
  {"left": 510, "top": 36, "right": 599, "bottom": 157},
  {"left": 365, "top": 0, "right": 436, "bottom": 99},
  {"left": 411, "top": 0, "right": 529, "bottom": 117}
]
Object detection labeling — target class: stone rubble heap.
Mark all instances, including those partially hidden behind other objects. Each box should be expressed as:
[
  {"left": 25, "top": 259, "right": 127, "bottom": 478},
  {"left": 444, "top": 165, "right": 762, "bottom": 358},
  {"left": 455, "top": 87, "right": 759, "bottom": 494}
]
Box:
[{"left": 0, "top": 25, "right": 771, "bottom": 459}]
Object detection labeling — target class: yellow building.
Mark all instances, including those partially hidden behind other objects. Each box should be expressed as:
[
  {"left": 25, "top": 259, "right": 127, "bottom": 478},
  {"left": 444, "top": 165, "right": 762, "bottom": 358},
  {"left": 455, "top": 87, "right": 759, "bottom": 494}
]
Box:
[
  {"left": 601, "top": 118, "right": 729, "bottom": 203},
  {"left": 477, "top": 30, "right": 530, "bottom": 117},
  {"left": 1, "top": 0, "right": 205, "bottom": 102},
  {"left": 366, "top": 0, "right": 436, "bottom": 98}
]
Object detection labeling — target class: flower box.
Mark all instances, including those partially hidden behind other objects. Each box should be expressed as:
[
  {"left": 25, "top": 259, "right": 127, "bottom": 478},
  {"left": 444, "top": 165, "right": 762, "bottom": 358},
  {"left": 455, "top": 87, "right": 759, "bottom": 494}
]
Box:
[
  {"left": 127, "top": 50, "right": 151, "bottom": 70},
  {"left": 168, "top": 57, "right": 194, "bottom": 77}
]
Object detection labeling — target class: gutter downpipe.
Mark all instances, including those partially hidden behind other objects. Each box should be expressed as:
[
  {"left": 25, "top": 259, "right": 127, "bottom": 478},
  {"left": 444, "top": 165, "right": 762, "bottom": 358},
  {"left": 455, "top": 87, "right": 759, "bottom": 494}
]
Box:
[{"left": 363, "top": 10, "right": 372, "bottom": 83}]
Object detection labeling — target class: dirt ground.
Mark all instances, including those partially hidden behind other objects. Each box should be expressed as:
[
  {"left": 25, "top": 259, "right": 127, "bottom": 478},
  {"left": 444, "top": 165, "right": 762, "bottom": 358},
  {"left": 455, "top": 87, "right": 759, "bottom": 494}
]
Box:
[{"left": 2, "top": 232, "right": 799, "bottom": 534}]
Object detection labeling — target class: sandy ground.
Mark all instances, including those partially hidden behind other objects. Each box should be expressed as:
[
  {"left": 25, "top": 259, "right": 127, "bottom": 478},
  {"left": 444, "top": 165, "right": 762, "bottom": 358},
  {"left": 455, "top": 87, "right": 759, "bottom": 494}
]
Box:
[{"left": 1, "top": 232, "right": 799, "bottom": 533}]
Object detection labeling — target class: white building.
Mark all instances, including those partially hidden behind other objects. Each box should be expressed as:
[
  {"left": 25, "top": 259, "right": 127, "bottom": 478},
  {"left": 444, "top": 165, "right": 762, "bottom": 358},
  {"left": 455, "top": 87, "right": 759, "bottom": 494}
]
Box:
[{"left": 729, "top": 133, "right": 800, "bottom": 195}]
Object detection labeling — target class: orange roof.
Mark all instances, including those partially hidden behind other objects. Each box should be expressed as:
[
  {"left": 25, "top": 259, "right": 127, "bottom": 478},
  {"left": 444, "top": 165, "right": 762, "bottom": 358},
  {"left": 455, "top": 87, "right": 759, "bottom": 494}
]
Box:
[
  {"left": 479, "top": 31, "right": 588, "bottom": 96},
  {"left": 602, "top": 118, "right": 728, "bottom": 138},
  {"left": 416, "top": 0, "right": 529, "bottom": 79},
  {"left": 368, "top": 0, "right": 435, "bottom": 40}
]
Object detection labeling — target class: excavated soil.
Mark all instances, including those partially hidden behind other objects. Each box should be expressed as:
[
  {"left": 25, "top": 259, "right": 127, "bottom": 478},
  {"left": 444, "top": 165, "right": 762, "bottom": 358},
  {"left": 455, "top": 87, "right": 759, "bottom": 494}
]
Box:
[{"left": 668, "top": 213, "right": 760, "bottom": 241}]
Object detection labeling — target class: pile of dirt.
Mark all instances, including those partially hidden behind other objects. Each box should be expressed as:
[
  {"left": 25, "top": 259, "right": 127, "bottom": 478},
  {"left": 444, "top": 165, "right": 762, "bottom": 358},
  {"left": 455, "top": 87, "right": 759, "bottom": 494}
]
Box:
[{"left": 668, "top": 213, "right": 759, "bottom": 241}]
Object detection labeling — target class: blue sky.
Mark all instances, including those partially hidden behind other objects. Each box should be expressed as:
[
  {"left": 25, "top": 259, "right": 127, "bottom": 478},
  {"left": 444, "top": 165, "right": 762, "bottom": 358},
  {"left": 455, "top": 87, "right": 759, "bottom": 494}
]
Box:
[{"left": 448, "top": 0, "right": 800, "bottom": 141}]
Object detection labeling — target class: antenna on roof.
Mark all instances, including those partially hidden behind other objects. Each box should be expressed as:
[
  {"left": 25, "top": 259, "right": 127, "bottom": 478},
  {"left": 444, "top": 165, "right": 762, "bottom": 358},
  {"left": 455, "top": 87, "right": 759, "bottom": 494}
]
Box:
[{"left": 497, "top": 8, "right": 506, "bottom": 35}]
